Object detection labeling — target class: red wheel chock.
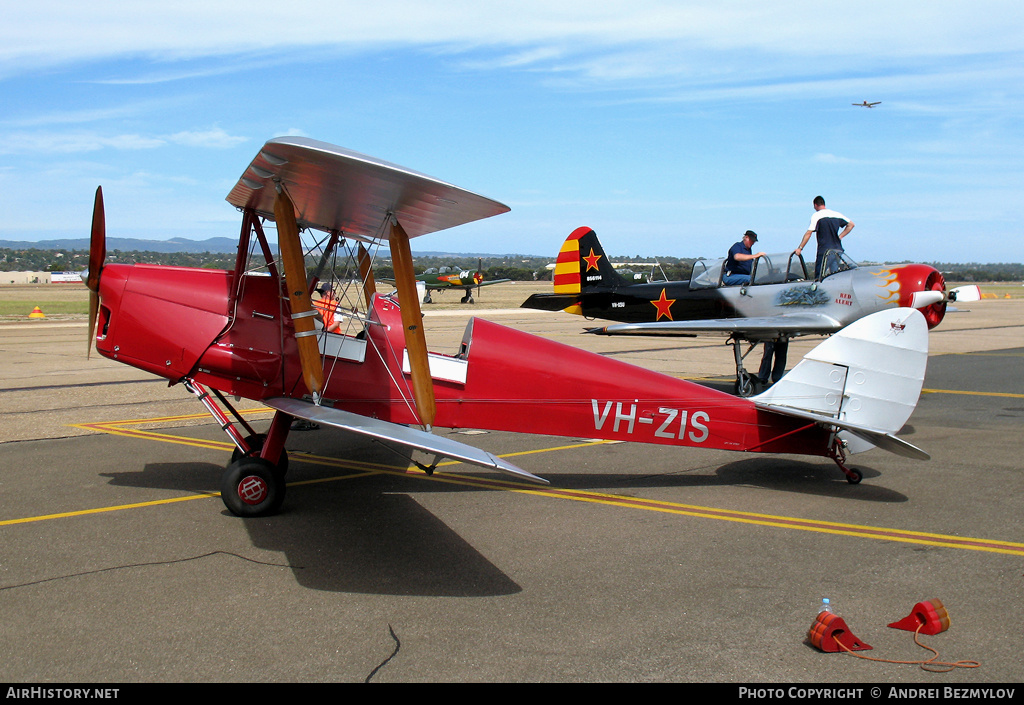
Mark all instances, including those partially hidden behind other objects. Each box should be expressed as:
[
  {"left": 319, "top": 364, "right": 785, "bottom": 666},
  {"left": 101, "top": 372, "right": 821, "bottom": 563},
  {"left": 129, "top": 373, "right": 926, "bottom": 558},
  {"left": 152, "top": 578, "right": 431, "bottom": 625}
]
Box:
[
  {"left": 807, "top": 612, "right": 872, "bottom": 652},
  {"left": 888, "top": 599, "right": 950, "bottom": 636}
]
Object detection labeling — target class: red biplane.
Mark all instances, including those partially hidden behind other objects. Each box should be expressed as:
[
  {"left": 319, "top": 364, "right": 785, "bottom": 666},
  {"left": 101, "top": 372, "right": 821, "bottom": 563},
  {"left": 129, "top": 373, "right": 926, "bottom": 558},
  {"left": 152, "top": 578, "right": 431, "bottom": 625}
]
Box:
[{"left": 85, "top": 137, "right": 931, "bottom": 517}]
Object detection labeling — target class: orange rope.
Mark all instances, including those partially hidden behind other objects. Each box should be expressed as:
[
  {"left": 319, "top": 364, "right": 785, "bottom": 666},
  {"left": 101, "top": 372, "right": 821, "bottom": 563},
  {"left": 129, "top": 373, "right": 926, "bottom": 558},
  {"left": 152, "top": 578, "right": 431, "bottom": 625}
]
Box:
[{"left": 835, "top": 623, "right": 980, "bottom": 672}]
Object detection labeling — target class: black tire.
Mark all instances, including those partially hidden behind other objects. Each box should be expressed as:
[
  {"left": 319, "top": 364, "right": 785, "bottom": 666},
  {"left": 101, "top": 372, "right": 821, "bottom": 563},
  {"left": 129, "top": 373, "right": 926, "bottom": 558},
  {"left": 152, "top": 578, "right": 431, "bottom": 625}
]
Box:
[
  {"left": 735, "top": 372, "right": 755, "bottom": 397},
  {"left": 846, "top": 468, "right": 863, "bottom": 485},
  {"left": 221, "top": 457, "right": 286, "bottom": 517},
  {"left": 231, "top": 434, "right": 289, "bottom": 476}
]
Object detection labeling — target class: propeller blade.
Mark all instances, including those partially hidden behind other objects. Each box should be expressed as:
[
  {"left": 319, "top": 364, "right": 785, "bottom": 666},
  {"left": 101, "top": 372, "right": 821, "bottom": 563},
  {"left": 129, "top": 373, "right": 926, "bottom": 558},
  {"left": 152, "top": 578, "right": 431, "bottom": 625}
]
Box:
[
  {"left": 274, "top": 188, "right": 324, "bottom": 400},
  {"left": 389, "top": 217, "right": 436, "bottom": 429},
  {"left": 86, "top": 186, "right": 106, "bottom": 359},
  {"left": 358, "top": 242, "right": 377, "bottom": 309},
  {"left": 86, "top": 187, "right": 105, "bottom": 294},
  {"left": 911, "top": 290, "right": 945, "bottom": 309},
  {"left": 950, "top": 284, "right": 982, "bottom": 302},
  {"left": 476, "top": 257, "right": 483, "bottom": 296}
]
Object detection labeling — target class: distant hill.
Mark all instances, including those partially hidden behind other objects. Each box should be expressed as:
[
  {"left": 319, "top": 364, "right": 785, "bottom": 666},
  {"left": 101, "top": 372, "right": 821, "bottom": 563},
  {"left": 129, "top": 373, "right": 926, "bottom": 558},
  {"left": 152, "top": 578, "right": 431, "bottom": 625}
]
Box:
[
  {"left": 0, "top": 237, "right": 242, "bottom": 254},
  {"left": 0, "top": 236, "right": 539, "bottom": 259}
]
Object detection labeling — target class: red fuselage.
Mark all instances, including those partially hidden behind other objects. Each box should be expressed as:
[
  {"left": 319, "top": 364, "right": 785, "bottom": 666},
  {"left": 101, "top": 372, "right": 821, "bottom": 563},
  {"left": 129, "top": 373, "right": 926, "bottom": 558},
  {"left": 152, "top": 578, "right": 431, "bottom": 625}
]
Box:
[{"left": 95, "top": 264, "right": 832, "bottom": 458}]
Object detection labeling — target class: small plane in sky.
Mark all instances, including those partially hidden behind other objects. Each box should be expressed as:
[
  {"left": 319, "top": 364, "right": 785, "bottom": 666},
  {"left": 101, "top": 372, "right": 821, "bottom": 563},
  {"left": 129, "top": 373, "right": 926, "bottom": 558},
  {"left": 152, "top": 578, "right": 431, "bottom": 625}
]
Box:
[
  {"left": 853, "top": 100, "right": 882, "bottom": 108},
  {"left": 522, "top": 227, "right": 979, "bottom": 395},
  {"left": 82, "top": 138, "right": 938, "bottom": 518}
]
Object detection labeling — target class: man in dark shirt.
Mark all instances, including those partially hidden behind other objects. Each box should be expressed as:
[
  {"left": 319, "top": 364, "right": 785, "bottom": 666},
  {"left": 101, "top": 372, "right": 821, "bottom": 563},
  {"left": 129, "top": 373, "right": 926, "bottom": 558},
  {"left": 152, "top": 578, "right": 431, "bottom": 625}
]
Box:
[
  {"left": 724, "top": 230, "right": 765, "bottom": 285},
  {"left": 795, "top": 196, "right": 855, "bottom": 279}
]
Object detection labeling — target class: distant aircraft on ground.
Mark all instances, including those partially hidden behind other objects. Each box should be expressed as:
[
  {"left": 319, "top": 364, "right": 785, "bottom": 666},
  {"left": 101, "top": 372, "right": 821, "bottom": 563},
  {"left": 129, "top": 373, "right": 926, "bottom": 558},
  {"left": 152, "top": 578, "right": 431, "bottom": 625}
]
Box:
[
  {"left": 854, "top": 101, "right": 881, "bottom": 108},
  {"left": 385, "top": 262, "right": 510, "bottom": 303},
  {"left": 522, "top": 227, "right": 980, "bottom": 395}
]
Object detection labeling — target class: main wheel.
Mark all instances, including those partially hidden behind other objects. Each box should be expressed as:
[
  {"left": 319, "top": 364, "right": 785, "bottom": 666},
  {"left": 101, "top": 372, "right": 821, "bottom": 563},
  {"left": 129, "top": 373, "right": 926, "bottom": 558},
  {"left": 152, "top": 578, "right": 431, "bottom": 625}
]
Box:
[
  {"left": 735, "top": 371, "right": 755, "bottom": 397},
  {"left": 221, "top": 457, "right": 286, "bottom": 517},
  {"left": 230, "top": 433, "right": 289, "bottom": 476}
]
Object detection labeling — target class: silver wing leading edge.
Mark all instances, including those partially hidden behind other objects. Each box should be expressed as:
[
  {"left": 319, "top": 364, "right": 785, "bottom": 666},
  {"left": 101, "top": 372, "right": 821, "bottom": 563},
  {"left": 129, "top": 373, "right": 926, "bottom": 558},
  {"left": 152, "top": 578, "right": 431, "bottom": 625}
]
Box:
[
  {"left": 586, "top": 312, "right": 844, "bottom": 341},
  {"left": 226, "top": 137, "right": 510, "bottom": 241},
  {"left": 264, "top": 397, "right": 548, "bottom": 485}
]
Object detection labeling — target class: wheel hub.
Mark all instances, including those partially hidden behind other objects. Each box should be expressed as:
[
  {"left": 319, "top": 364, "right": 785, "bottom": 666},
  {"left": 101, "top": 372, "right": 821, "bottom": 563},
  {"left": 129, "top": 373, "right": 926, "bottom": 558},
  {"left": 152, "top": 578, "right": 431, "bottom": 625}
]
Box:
[{"left": 237, "top": 475, "right": 269, "bottom": 505}]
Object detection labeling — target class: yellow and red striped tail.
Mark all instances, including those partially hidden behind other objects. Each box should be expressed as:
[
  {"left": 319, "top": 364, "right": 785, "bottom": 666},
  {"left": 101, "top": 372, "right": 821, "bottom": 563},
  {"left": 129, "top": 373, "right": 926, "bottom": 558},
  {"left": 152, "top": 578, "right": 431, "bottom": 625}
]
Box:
[{"left": 552, "top": 226, "right": 592, "bottom": 294}]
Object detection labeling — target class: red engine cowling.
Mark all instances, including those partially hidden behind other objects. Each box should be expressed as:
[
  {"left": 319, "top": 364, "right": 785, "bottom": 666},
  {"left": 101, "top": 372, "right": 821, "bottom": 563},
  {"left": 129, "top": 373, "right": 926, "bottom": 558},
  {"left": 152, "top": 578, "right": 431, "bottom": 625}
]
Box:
[{"left": 895, "top": 264, "right": 947, "bottom": 329}]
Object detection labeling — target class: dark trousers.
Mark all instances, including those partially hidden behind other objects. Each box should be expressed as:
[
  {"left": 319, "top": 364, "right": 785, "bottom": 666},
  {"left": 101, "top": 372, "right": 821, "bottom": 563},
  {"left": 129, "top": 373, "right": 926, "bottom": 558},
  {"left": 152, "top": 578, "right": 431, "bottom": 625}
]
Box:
[{"left": 758, "top": 340, "right": 789, "bottom": 384}]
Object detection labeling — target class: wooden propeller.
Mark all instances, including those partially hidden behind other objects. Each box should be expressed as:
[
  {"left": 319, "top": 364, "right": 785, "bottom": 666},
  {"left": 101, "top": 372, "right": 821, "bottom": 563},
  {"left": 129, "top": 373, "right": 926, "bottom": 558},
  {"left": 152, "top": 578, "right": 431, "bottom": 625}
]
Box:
[
  {"left": 85, "top": 186, "right": 106, "bottom": 358},
  {"left": 388, "top": 218, "right": 436, "bottom": 429},
  {"left": 274, "top": 187, "right": 324, "bottom": 400}
]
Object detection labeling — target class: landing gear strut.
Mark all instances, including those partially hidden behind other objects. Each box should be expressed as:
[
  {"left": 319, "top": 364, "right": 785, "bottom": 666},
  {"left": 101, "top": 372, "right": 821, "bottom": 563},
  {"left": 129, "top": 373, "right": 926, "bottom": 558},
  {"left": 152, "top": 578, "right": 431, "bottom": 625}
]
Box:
[
  {"left": 186, "top": 379, "right": 293, "bottom": 517},
  {"left": 729, "top": 336, "right": 759, "bottom": 397}
]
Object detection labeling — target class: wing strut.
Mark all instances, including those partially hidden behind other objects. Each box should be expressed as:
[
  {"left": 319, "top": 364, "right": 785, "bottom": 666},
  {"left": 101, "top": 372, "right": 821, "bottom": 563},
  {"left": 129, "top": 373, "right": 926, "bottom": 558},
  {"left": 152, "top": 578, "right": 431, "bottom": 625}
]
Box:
[
  {"left": 274, "top": 187, "right": 324, "bottom": 401},
  {"left": 388, "top": 216, "right": 436, "bottom": 430},
  {"left": 358, "top": 242, "right": 377, "bottom": 309}
]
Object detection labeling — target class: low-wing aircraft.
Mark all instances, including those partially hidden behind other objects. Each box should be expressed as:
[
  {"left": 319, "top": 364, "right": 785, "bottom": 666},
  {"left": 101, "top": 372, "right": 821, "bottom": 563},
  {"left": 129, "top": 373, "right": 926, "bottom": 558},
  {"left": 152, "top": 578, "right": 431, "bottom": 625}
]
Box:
[
  {"left": 85, "top": 138, "right": 936, "bottom": 518},
  {"left": 522, "top": 227, "right": 980, "bottom": 395},
  {"left": 386, "top": 263, "right": 511, "bottom": 303},
  {"left": 854, "top": 101, "right": 882, "bottom": 108}
]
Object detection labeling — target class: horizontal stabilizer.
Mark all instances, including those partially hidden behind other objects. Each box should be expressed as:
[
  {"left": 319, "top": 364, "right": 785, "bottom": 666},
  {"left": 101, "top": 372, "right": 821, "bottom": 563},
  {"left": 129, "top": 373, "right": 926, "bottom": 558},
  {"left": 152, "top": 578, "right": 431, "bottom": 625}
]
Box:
[
  {"left": 586, "top": 312, "right": 844, "bottom": 340},
  {"left": 521, "top": 293, "right": 584, "bottom": 312},
  {"left": 264, "top": 397, "right": 548, "bottom": 484},
  {"left": 751, "top": 307, "right": 929, "bottom": 456},
  {"left": 751, "top": 403, "right": 930, "bottom": 460}
]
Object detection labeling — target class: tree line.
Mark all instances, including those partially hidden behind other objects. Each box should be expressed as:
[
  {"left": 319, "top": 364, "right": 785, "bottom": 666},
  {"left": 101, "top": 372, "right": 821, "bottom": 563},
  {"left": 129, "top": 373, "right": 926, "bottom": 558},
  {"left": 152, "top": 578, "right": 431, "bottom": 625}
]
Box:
[{"left": 3, "top": 247, "right": 1022, "bottom": 283}]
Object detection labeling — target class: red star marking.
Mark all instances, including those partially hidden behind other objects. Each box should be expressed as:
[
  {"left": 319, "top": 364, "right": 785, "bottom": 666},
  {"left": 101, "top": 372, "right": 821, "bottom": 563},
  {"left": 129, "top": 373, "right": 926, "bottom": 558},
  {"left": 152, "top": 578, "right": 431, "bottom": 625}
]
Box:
[
  {"left": 651, "top": 289, "right": 675, "bottom": 321},
  {"left": 583, "top": 248, "right": 602, "bottom": 271}
]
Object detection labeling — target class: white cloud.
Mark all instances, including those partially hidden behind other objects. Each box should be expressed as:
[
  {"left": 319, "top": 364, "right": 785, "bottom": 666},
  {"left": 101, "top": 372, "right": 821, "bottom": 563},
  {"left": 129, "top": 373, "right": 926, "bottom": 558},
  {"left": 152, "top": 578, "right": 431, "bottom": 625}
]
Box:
[
  {"left": 0, "top": 126, "right": 247, "bottom": 154},
  {"left": 167, "top": 127, "right": 247, "bottom": 149},
  {"left": 0, "top": 132, "right": 165, "bottom": 154},
  {"left": 3, "top": 2, "right": 1022, "bottom": 75}
]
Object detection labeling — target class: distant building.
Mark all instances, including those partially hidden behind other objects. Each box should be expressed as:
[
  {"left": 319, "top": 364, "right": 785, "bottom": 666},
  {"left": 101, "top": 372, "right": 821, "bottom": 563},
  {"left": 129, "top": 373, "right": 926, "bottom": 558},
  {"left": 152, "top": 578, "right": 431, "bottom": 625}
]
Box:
[{"left": 1, "top": 271, "right": 83, "bottom": 285}]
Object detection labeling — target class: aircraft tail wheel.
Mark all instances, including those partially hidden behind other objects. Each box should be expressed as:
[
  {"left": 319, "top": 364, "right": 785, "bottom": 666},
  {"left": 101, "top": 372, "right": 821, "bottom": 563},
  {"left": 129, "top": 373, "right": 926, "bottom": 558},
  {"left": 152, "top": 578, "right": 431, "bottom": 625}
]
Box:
[
  {"left": 221, "top": 457, "right": 286, "bottom": 517},
  {"left": 828, "top": 441, "right": 863, "bottom": 484},
  {"left": 230, "top": 433, "right": 289, "bottom": 476}
]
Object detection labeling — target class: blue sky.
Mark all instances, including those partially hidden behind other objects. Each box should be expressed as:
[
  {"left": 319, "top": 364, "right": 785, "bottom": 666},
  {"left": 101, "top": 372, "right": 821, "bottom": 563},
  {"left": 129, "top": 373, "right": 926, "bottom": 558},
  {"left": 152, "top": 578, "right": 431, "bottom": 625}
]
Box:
[{"left": 1, "top": 2, "right": 1021, "bottom": 263}]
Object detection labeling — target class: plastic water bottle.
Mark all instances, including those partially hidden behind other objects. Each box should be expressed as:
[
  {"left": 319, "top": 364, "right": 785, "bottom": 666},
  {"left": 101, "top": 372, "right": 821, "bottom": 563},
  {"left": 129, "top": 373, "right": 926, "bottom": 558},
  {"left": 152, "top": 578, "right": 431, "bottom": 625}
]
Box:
[{"left": 819, "top": 598, "right": 834, "bottom": 615}]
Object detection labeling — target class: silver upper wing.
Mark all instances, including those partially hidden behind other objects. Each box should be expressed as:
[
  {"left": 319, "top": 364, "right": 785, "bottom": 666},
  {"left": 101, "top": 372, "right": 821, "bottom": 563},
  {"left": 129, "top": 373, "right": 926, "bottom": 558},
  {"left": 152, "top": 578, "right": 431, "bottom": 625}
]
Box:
[{"left": 226, "top": 137, "right": 510, "bottom": 240}]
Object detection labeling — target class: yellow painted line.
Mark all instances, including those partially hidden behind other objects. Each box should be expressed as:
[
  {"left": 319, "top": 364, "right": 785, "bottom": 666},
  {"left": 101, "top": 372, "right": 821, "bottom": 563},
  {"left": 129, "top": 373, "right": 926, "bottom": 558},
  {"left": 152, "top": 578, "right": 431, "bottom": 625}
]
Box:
[
  {"left": 6, "top": 413, "right": 1018, "bottom": 558},
  {"left": 923, "top": 388, "right": 1024, "bottom": 399},
  {"left": 0, "top": 493, "right": 220, "bottom": 526},
  {"left": 943, "top": 351, "right": 1024, "bottom": 357}
]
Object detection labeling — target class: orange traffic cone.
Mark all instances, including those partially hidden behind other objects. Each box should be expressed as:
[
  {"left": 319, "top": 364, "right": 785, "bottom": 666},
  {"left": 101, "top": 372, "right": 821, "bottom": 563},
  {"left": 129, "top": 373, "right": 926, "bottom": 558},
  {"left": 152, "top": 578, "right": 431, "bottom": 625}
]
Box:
[{"left": 28, "top": 306, "right": 46, "bottom": 319}]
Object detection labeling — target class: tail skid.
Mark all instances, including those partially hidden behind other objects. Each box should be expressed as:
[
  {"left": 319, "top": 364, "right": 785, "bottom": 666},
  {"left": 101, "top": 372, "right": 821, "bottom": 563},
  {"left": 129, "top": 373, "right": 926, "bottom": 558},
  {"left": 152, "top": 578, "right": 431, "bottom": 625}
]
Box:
[{"left": 752, "top": 307, "right": 929, "bottom": 460}]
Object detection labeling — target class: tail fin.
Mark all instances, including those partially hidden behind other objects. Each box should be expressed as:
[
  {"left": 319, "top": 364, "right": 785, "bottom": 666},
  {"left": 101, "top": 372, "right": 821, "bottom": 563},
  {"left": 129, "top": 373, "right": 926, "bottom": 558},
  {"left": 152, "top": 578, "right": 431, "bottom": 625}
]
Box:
[
  {"left": 553, "top": 227, "right": 629, "bottom": 295},
  {"left": 752, "top": 308, "right": 929, "bottom": 459}
]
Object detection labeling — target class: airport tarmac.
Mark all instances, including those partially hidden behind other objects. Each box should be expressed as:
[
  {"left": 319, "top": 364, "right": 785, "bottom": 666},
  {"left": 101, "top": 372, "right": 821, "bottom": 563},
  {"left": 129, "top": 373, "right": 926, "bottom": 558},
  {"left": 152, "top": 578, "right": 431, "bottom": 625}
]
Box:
[{"left": 0, "top": 298, "right": 1022, "bottom": 683}]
